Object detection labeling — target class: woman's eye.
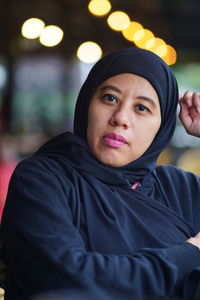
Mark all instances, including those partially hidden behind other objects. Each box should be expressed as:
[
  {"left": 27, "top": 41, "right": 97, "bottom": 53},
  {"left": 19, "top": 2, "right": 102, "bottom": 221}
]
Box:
[
  {"left": 103, "top": 94, "right": 118, "bottom": 104},
  {"left": 136, "top": 104, "right": 149, "bottom": 112}
]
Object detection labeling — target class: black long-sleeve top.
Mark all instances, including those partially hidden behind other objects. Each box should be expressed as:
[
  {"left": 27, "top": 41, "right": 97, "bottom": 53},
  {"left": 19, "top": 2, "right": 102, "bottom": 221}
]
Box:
[{"left": 0, "top": 132, "right": 200, "bottom": 300}]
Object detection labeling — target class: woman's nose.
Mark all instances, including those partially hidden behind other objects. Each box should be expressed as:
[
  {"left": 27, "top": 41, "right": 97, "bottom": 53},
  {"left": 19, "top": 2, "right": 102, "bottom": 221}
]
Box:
[{"left": 109, "top": 106, "right": 131, "bottom": 129}]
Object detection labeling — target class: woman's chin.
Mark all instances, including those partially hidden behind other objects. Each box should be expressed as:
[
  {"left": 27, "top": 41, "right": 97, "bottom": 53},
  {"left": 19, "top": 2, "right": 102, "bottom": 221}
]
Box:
[{"left": 97, "top": 154, "right": 129, "bottom": 168}]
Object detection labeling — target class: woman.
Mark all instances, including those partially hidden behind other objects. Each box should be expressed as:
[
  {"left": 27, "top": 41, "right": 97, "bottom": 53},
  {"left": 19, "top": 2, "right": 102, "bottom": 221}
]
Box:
[{"left": 0, "top": 47, "right": 200, "bottom": 300}]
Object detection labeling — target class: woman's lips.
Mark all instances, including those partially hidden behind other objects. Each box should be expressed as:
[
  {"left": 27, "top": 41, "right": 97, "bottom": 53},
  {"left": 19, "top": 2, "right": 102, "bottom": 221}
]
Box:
[{"left": 103, "top": 133, "right": 128, "bottom": 148}]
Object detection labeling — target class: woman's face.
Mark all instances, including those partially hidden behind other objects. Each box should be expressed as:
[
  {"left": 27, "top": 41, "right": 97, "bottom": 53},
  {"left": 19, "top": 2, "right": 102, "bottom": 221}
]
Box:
[{"left": 87, "top": 73, "right": 161, "bottom": 167}]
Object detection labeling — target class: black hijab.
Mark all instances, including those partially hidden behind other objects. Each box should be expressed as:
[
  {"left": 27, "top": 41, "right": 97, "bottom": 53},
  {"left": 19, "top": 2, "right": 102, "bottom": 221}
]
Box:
[{"left": 72, "top": 47, "right": 179, "bottom": 182}]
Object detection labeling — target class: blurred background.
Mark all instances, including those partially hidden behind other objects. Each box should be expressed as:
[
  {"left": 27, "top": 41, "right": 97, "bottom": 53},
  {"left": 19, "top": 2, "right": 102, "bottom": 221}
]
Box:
[{"left": 0, "top": 0, "right": 200, "bottom": 220}]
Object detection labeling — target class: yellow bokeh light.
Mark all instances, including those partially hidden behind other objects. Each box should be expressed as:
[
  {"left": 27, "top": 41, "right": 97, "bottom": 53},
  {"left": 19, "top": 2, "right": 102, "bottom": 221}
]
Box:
[
  {"left": 21, "top": 18, "right": 45, "bottom": 39},
  {"left": 145, "top": 37, "right": 155, "bottom": 49},
  {"left": 77, "top": 42, "right": 102, "bottom": 63},
  {"left": 134, "top": 29, "right": 154, "bottom": 49},
  {"left": 39, "top": 25, "right": 64, "bottom": 47},
  {"left": 155, "top": 44, "right": 168, "bottom": 57},
  {"left": 88, "top": 0, "right": 111, "bottom": 16},
  {"left": 177, "top": 148, "right": 200, "bottom": 175},
  {"left": 162, "top": 45, "right": 177, "bottom": 65},
  {"left": 107, "top": 11, "right": 130, "bottom": 31},
  {"left": 122, "top": 21, "right": 143, "bottom": 41},
  {"left": 145, "top": 37, "right": 165, "bottom": 52},
  {"left": 133, "top": 29, "right": 145, "bottom": 41}
]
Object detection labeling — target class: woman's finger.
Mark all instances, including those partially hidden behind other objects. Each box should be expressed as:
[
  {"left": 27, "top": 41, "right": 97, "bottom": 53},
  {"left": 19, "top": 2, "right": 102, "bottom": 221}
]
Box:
[
  {"left": 192, "top": 92, "right": 200, "bottom": 113},
  {"left": 183, "top": 91, "right": 193, "bottom": 107}
]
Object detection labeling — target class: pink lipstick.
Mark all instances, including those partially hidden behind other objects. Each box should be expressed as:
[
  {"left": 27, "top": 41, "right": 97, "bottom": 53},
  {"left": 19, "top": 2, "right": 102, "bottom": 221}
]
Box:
[{"left": 103, "top": 133, "right": 128, "bottom": 148}]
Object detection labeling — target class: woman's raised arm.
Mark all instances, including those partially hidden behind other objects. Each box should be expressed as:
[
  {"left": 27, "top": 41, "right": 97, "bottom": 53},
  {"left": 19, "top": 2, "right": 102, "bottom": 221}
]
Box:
[{"left": 179, "top": 91, "right": 200, "bottom": 137}]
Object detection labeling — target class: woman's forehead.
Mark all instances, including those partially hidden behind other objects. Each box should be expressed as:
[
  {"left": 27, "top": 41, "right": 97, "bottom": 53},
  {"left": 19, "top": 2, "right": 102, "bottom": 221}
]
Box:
[{"left": 96, "top": 73, "right": 159, "bottom": 99}]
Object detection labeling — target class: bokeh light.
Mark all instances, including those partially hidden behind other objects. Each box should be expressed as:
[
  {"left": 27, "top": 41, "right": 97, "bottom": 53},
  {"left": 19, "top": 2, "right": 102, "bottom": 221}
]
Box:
[
  {"left": 155, "top": 44, "right": 168, "bottom": 57},
  {"left": 122, "top": 21, "right": 143, "bottom": 41},
  {"left": 77, "top": 42, "right": 102, "bottom": 63},
  {"left": 133, "top": 29, "right": 144, "bottom": 41},
  {"left": 0, "top": 65, "right": 7, "bottom": 89},
  {"left": 145, "top": 37, "right": 166, "bottom": 53},
  {"left": 107, "top": 11, "right": 130, "bottom": 31},
  {"left": 88, "top": 0, "right": 111, "bottom": 16},
  {"left": 134, "top": 29, "right": 154, "bottom": 49},
  {"left": 161, "top": 45, "right": 177, "bottom": 65},
  {"left": 21, "top": 18, "right": 45, "bottom": 39},
  {"left": 177, "top": 148, "right": 200, "bottom": 175},
  {"left": 39, "top": 25, "right": 64, "bottom": 47}
]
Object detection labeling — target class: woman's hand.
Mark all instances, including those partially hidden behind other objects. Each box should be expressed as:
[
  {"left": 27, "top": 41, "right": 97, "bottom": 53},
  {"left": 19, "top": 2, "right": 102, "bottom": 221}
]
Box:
[
  {"left": 187, "top": 232, "right": 200, "bottom": 250},
  {"left": 179, "top": 91, "right": 200, "bottom": 137}
]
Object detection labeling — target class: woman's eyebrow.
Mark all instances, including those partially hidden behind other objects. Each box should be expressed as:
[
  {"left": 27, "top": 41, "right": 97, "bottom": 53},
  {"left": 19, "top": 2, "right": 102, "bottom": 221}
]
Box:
[
  {"left": 137, "top": 96, "right": 157, "bottom": 107},
  {"left": 99, "top": 85, "right": 122, "bottom": 93}
]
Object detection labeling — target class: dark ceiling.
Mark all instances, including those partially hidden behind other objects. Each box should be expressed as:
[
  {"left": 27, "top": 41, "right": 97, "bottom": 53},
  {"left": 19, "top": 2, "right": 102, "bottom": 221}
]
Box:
[{"left": 0, "top": 0, "right": 200, "bottom": 63}]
